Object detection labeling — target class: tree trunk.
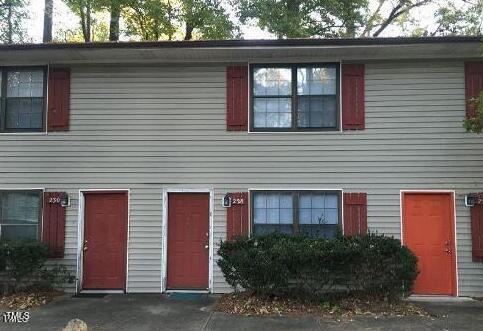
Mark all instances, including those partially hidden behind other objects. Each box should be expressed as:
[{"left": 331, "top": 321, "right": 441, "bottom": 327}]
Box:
[
  {"left": 184, "top": 24, "right": 193, "bottom": 40},
  {"left": 43, "top": 0, "right": 53, "bottom": 42},
  {"left": 153, "top": 16, "right": 160, "bottom": 40},
  {"left": 85, "top": 0, "right": 92, "bottom": 42},
  {"left": 7, "top": 1, "right": 13, "bottom": 44},
  {"left": 79, "top": 9, "right": 87, "bottom": 42},
  {"left": 109, "top": 2, "right": 120, "bottom": 41},
  {"left": 166, "top": 0, "right": 175, "bottom": 40}
]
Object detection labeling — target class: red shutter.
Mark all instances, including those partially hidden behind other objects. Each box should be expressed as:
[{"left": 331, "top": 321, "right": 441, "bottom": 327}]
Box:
[
  {"left": 226, "top": 192, "right": 249, "bottom": 240},
  {"left": 465, "top": 62, "right": 483, "bottom": 119},
  {"left": 342, "top": 64, "right": 365, "bottom": 130},
  {"left": 471, "top": 195, "right": 483, "bottom": 262},
  {"left": 343, "top": 192, "right": 367, "bottom": 236},
  {"left": 226, "top": 65, "right": 248, "bottom": 131},
  {"left": 48, "top": 68, "right": 70, "bottom": 132},
  {"left": 42, "top": 192, "right": 67, "bottom": 258}
]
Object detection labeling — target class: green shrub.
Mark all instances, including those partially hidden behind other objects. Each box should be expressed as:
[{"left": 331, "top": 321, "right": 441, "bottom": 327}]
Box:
[
  {"left": 0, "top": 240, "right": 74, "bottom": 293},
  {"left": 0, "top": 240, "right": 50, "bottom": 287},
  {"left": 35, "top": 265, "right": 76, "bottom": 291},
  {"left": 217, "top": 233, "right": 418, "bottom": 300}
]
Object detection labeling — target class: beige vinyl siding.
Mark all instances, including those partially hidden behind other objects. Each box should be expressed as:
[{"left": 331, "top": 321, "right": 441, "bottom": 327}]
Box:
[
  {"left": 0, "top": 61, "right": 482, "bottom": 296},
  {"left": 364, "top": 62, "right": 482, "bottom": 297}
]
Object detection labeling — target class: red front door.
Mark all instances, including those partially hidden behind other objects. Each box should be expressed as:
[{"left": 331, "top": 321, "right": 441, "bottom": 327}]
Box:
[
  {"left": 82, "top": 192, "right": 128, "bottom": 290},
  {"left": 167, "top": 193, "right": 209, "bottom": 289},
  {"left": 402, "top": 192, "right": 456, "bottom": 296}
]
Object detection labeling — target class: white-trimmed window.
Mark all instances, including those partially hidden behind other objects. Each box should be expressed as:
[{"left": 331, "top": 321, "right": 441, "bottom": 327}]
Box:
[
  {"left": 251, "top": 190, "right": 341, "bottom": 238},
  {"left": 250, "top": 64, "right": 339, "bottom": 131},
  {"left": 0, "top": 190, "right": 42, "bottom": 240},
  {"left": 0, "top": 67, "right": 46, "bottom": 132}
]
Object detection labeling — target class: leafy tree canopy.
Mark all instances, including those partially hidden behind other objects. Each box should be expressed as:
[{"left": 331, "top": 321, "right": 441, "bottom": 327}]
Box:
[
  {"left": 180, "top": 0, "right": 237, "bottom": 40},
  {"left": 431, "top": 0, "right": 482, "bottom": 36},
  {"left": 123, "top": 0, "right": 174, "bottom": 40},
  {"left": 0, "top": 0, "right": 29, "bottom": 43},
  {"left": 236, "top": 0, "right": 369, "bottom": 38},
  {"left": 234, "top": 0, "right": 481, "bottom": 39},
  {"left": 1, "top": 0, "right": 477, "bottom": 44},
  {"left": 123, "top": 0, "right": 236, "bottom": 41}
]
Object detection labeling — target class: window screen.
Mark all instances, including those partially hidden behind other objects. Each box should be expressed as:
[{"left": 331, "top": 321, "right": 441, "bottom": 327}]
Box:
[
  {"left": 0, "top": 190, "right": 42, "bottom": 240},
  {"left": 252, "top": 68, "right": 292, "bottom": 128},
  {"left": 253, "top": 191, "right": 293, "bottom": 235},
  {"left": 1, "top": 68, "right": 45, "bottom": 132},
  {"left": 298, "top": 192, "right": 339, "bottom": 238},
  {"left": 251, "top": 64, "right": 339, "bottom": 131},
  {"left": 252, "top": 190, "right": 340, "bottom": 238},
  {"left": 297, "top": 67, "right": 337, "bottom": 128}
]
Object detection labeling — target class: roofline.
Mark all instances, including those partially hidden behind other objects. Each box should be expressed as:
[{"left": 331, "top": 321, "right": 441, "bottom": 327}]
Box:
[{"left": 0, "top": 36, "right": 481, "bottom": 51}]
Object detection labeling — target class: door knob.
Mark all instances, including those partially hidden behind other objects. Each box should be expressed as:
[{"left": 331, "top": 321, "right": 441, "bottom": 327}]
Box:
[
  {"left": 444, "top": 240, "right": 452, "bottom": 254},
  {"left": 204, "top": 245, "right": 209, "bottom": 249}
]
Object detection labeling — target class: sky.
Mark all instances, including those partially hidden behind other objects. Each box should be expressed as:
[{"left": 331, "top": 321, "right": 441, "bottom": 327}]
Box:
[{"left": 25, "top": 0, "right": 457, "bottom": 42}]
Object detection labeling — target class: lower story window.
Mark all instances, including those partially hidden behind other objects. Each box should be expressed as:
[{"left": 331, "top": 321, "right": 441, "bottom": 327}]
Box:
[
  {"left": 0, "top": 190, "right": 42, "bottom": 240},
  {"left": 252, "top": 190, "right": 341, "bottom": 238}
]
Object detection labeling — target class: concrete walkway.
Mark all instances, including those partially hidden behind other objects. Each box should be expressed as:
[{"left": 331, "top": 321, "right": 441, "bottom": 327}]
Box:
[{"left": 1, "top": 294, "right": 482, "bottom": 330}]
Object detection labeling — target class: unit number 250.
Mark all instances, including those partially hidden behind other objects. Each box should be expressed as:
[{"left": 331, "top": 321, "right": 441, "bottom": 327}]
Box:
[{"left": 49, "top": 197, "right": 61, "bottom": 204}]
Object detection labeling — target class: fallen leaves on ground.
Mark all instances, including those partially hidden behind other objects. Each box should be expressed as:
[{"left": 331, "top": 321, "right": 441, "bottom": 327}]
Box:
[
  {"left": 0, "top": 290, "right": 63, "bottom": 310},
  {"left": 215, "top": 292, "right": 429, "bottom": 319}
]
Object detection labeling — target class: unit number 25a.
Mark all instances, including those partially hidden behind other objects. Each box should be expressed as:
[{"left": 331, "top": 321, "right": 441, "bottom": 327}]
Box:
[{"left": 232, "top": 198, "right": 245, "bottom": 205}]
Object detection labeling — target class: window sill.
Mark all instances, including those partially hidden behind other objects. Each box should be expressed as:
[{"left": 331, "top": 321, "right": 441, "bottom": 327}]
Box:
[
  {"left": 0, "top": 131, "right": 48, "bottom": 135},
  {"left": 248, "top": 129, "right": 342, "bottom": 134}
]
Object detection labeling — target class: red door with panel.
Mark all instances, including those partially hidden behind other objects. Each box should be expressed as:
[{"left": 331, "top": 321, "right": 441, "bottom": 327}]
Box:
[
  {"left": 82, "top": 192, "right": 128, "bottom": 290},
  {"left": 402, "top": 192, "right": 456, "bottom": 295},
  {"left": 167, "top": 193, "right": 210, "bottom": 289}
]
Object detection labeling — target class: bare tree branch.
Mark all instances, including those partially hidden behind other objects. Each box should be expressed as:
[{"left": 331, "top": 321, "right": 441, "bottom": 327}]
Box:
[
  {"left": 372, "top": 0, "right": 433, "bottom": 37},
  {"left": 361, "top": 0, "right": 386, "bottom": 37}
]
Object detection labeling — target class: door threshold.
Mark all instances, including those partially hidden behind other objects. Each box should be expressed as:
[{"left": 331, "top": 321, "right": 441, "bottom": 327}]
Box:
[
  {"left": 80, "top": 290, "right": 124, "bottom": 294},
  {"left": 408, "top": 295, "right": 474, "bottom": 302},
  {"left": 165, "top": 289, "right": 209, "bottom": 294}
]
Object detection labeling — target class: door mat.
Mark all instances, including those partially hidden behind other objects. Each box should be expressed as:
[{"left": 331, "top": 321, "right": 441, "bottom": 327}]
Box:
[
  {"left": 72, "top": 293, "right": 108, "bottom": 298},
  {"left": 168, "top": 293, "right": 206, "bottom": 300}
]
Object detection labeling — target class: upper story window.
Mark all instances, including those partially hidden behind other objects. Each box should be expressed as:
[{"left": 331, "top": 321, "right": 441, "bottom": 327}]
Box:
[
  {"left": 251, "top": 64, "right": 339, "bottom": 131},
  {"left": 252, "top": 190, "right": 341, "bottom": 238},
  {"left": 0, "top": 68, "right": 46, "bottom": 132},
  {"left": 0, "top": 190, "right": 42, "bottom": 240}
]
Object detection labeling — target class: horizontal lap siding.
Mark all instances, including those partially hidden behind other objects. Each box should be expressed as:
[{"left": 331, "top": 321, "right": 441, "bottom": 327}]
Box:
[
  {"left": 365, "top": 62, "right": 483, "bottom": 297},
  {"left": 0, "top": 62, "right": 482, "bottom": 296}
]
